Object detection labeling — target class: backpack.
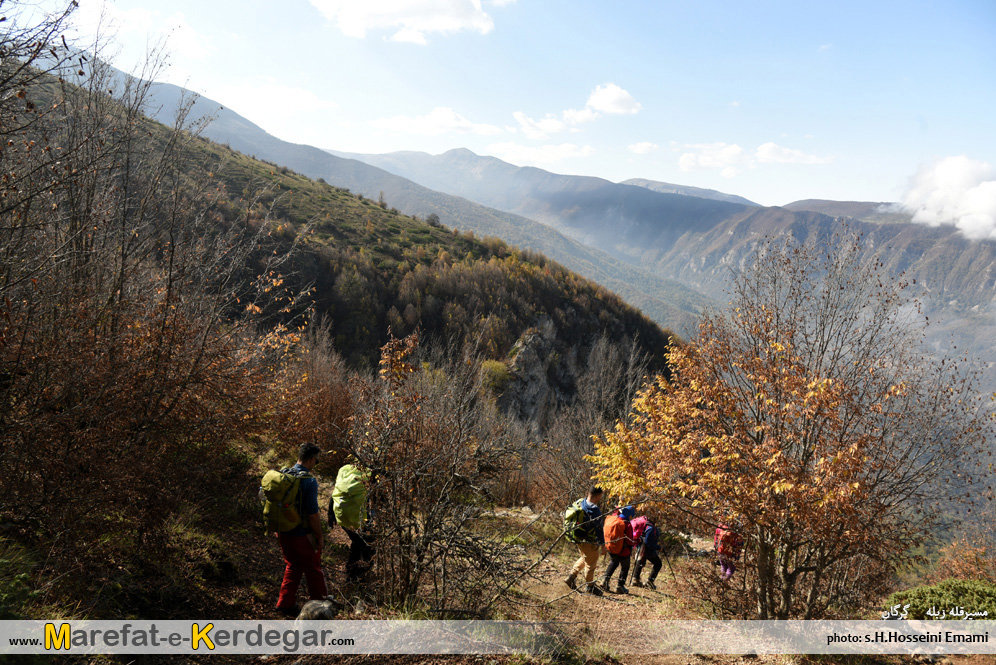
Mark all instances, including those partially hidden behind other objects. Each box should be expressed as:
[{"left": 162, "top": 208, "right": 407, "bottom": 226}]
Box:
[
  {"left": 604, "top": 513, "right": 631, "bottom": 556},
  {"left": 629, "top": 515, "right": 648, "bottom": 542},
  {"left": 260, "top": 467, "right": 312, "bottom": 533},
  {"left": 564, "top": 499, "right": 585, "bottom": 543},
  {"left": 331, "top": 464, "right": 369, "bottom": 531},
  {"left": 717, "top": 526, "right": 740, "bottom": 557}
]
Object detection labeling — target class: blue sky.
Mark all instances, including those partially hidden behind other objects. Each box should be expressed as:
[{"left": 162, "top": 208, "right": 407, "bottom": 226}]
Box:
[{"left": 67, "top": 0, "right": 996, "bottom": 208}]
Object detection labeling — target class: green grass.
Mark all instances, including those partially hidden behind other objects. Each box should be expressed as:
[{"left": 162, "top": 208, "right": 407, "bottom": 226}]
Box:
[{"left": 0, "top": 538, "right": 42, "bottom": 620}]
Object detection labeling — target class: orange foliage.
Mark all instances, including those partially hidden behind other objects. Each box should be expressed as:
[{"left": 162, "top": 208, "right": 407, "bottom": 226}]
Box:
[{"left": 591, "top": 234, "right": 990, "bottom": 618}]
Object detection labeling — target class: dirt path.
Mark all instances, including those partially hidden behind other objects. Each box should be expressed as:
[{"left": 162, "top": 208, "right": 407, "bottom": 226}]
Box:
[
  {"left": 204, "top": 507, "right": 994, "bottom": 665},
  {"left": 511, "top": 542, "right": 995, "bottom": 665}
]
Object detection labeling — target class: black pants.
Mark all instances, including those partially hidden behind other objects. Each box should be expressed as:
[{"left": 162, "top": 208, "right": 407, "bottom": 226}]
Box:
[
  {"left": 634, "top": 553, "right": 662, "bottom": 582},
  {"left": 602, "top": 552, "right": 630, "bottom": 586},
  {"left": 344, "top": 529, "right": 375, "bottom": 581}
]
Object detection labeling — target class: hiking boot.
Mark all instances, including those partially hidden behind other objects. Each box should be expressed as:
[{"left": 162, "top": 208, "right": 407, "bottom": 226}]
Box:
[
  {"left": 564, "top": 575, "right": 577, "bottom": 590},
  {"left": 599, "top": 578, "right": 612, "bottom": 592},
  {"left": 584, "top": 583, "right": 604, "bottom": 596},
  {"left": 276, "top": 604, "right": 300, "bottom": 618},
  {"left": 632, "top": 578, "right": 644, "bottom": 588},
  {"left": 615, "top": 583, "right": 629, "bottom": 595},
  {"left": 646, "top": 580, "right": 657, "bottom": 590}
]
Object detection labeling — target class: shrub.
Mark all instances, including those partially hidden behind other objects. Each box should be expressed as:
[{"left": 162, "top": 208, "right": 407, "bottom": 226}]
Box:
[
  {"left": 888, "top": 579, "right": 996, "bottom": 619},
  {"left": 481, "top": 359, "right": 512, "bottom": 394},
  {"left": 345, "top": 334, "right": 529, "bottom": 613}
]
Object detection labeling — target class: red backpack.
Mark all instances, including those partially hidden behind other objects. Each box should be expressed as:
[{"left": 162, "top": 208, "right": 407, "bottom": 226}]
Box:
[{"left": 716, "top": 525, "right": 741, "bottom": 557}]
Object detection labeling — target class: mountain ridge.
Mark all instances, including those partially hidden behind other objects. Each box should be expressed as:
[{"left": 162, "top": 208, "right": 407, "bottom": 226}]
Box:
[
  {"left": 784, "top": 199, "right": 913, "bottom": 224},
  {"left": 326, "top": 147, "right": 751, "bottom": 260},
  {"left": 621, "top": 177, "right": 758, "bottom": 206}
]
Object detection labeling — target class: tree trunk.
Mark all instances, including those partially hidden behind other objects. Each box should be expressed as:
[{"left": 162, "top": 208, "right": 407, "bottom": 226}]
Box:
[{"left": 755, "top": 538, "right": 776, "bottom": 619}]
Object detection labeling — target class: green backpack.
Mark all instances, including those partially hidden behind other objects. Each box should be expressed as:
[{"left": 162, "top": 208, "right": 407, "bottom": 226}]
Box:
[
  {"left": 564, "top": 499, "right": 585, "bottom": 543},
  {"left": 260, "top": 467, "right": 312, "bottom": 533},
  {"left": 331, "top": 464, "right": 369, "bottom": 531}
]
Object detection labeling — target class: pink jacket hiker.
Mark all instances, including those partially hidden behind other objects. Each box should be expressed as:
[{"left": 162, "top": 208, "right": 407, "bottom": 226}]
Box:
[{"left": 629, "top": 515, "right": 648, "bottom": 552}]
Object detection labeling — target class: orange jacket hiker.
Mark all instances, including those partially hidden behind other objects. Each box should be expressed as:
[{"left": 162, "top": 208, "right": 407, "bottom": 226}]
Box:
[{"left": 604, "top": 507, "right": 635, "bottom": 556}]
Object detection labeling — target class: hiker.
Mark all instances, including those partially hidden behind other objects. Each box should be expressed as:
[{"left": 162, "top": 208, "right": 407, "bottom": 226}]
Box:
[
  {"left": 632, "top": 516, "right": 662, "bottom": 589},
  {"left": 563, "top": 486, "right": 605, "bottom": 596},
  {"left": 274, "top": 443, "right": 328, "bottom": 616},
  {"left": 601, "top": 505, "right": 636, "bottom": 594},
  {"left": 715, "top": 522, "right": 743, "bottom": 581},
  {"left": 332, "top": 463, "right": 375, "bottom": 583}
]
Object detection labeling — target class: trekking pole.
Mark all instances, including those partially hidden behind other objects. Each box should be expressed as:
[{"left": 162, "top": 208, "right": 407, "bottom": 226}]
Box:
[
  {"left": 661, "top": 539, "right": 677, "bottom": 582},
  {"left": 627, "top": 540, "right": 644, "bottom": 586}
]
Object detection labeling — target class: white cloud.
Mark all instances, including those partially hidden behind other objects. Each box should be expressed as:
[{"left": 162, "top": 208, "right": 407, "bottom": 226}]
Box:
[
  {"left": 371, "top": 107, "right": 501, "bottom": 136},
  {"left": 677, "top": 141, "right": 828, "bottom": 177},
  {"left": 628, "top": 142, "right": 659, "bottom": 155},
  {"left": 310, "top": 0, "right": 495, "bottom": 44},
  {"left": 585, "top": 83, "right": 642, "bottom": 115},
  {"left": 901, "top": 156, "right": 996, "bottom": 241},
  {"left": 512, "top": 82, "right": 641, "bottom": 141},
  {"left": 755, "top": 142, "right": 829, "bottom": 165},
  {"left": 512, "top": 111, "right": 567, "bottom": 140},
  {"left": 679, "top": 143, "right": 750, "bottom": 177},
  {"left": 562, "top": 106, "right": 599, "bottom": 125},
  {"left": 391, "top": 27, "right": 430, "bottom": 45},
  {"left": 487, "top": 142, "right": 594, "bottom": 166}
]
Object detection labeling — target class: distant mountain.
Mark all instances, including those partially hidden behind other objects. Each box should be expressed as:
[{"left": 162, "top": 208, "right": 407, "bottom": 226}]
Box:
[
  {"left": 145, "top": 84, "right": 709, "bottom": 334},
  {"left": 621, "top": 177, "right": 758, "bottom": 206},
  {"left": 328, "top": 148, "right": 750, "bottom": 261},
  {"left": 146, "top": 83, "right": 995, "bottom": 390},
  {"left": 784, "top": 199, "right": 913, "bottom": 224}
]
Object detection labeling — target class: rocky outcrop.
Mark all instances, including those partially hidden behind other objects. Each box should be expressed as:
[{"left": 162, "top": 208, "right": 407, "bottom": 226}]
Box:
[{"left": 497, "top": 317, "right": 576, "bottom": 432}]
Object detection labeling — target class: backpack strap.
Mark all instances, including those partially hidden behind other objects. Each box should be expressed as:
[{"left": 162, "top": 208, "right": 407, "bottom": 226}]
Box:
[{"left": 275, "top": 468, "right": 297, "bottom": 505}]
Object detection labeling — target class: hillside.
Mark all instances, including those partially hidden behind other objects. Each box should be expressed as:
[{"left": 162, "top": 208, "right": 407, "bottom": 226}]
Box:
[
  {"left": 621, "top": 177, "right": 758, "bottom": 205},
  {"left": 649, "top": 208, "right": 996, "bottom": 389},
  {"left": 145, "top": 83, "right": 709, "bottom": 334},
  {"left": 5, "top": 8, "right": 995, "bottom": 650},
  {"left": 179, "top": 135, "right": 678, "bottom": 378}
]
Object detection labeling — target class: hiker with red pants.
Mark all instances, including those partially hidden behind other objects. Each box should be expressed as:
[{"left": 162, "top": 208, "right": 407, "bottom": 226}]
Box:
[
  {"left": 715, "top": 522, "right": 744, "bottom": 581},
  {"left": 632, "top": 516, "right": 663, "bottom": 589},
  {"left": 601, "top": 505, "right": 636, "bottom": 594},
  {"left": 275, "top": 443, "right": 328, "bottom": 616}
]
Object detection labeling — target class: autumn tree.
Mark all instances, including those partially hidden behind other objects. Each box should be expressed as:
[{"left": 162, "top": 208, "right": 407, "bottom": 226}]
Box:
[{"left": 591, "top": 232, "right": 991, "bottom": 618}]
